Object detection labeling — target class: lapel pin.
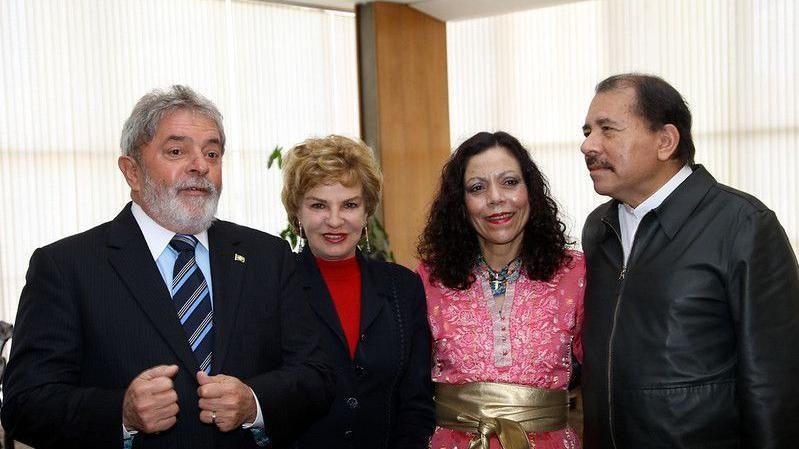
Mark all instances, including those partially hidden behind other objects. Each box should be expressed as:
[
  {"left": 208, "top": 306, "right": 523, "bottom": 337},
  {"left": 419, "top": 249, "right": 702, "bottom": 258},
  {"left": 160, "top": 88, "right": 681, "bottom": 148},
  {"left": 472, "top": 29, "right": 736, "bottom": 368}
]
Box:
[{"left": 234, "top": 254, "right": 246, "bottom": 263}]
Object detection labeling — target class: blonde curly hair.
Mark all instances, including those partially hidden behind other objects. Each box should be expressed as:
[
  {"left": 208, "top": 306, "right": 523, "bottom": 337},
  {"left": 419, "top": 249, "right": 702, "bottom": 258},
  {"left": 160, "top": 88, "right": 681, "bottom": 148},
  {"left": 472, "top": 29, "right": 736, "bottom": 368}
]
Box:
[{"left": 281, "top": 135, "right": 383, "bottom": 235}]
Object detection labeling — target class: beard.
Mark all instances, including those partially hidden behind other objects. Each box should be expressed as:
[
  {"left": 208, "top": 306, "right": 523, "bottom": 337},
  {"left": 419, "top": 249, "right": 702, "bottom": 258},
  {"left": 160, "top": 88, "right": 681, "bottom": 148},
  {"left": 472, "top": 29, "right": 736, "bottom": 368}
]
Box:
[{"left": 139, "top": 169, "right": 221, "bottom": 235}]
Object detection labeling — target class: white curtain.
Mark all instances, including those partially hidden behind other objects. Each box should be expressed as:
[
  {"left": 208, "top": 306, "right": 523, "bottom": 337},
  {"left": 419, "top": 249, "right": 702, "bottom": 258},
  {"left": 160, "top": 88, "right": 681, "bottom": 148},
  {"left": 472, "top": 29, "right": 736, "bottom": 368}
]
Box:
[
  {"left": 447, "top": 0, "right": 798, "bottom": 254},
  {"left": 0, "top": 0, "right": 359, "bottom": 321}
]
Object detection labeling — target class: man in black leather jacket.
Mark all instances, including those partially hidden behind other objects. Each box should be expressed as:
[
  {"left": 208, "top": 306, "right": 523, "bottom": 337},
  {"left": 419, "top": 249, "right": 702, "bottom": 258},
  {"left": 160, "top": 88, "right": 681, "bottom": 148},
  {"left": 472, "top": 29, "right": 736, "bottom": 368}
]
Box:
[{"left": 579, "top": 73, "right": 799, "bottom": 449}]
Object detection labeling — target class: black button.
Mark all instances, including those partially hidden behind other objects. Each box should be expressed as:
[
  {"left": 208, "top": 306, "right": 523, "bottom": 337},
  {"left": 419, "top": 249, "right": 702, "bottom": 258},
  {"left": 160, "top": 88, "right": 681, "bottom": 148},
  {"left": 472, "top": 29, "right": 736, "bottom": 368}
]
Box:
[
  {"left": 346, "top": 397, "right": 359, "bottom": 409},
  {"left": 354, "top": 365, "right": 366, "bottom": 377},
  {"left": 360, "top": 333, "right": 366, "bottom": 342},
  {"left": 343, "top": 430, "right": 353, "bottom": 440}
]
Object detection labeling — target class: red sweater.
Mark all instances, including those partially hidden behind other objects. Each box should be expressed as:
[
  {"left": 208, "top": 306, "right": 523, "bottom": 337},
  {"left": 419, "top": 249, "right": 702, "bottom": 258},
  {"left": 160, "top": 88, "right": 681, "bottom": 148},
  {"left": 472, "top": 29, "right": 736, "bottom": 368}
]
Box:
[{"left": 316, "top": 256, "right": 362, "bottom": 358}]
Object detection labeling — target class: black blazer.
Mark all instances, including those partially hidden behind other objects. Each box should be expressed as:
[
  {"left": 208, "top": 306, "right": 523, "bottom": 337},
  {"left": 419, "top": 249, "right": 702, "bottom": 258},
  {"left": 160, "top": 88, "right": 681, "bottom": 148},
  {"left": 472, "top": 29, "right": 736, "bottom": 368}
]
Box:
[
  {"left": 296, "top": 247, "right": 434, "bottom": 449},
  {"left": 1, "top": 204, "right": 334, "bottom": 449}
]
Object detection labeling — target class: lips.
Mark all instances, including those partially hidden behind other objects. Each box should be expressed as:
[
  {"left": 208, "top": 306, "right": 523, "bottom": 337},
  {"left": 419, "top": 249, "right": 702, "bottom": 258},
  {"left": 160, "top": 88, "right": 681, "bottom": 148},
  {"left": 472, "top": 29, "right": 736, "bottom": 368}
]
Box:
[
  {"left": 322, "top": 233, "right": 347, "bottom": 243},
  {"left": 486, "top": 212, "right": 514, "bottom": 224},
  {"left": 179, "top": 186, "right": 210, "bottom": 196}
]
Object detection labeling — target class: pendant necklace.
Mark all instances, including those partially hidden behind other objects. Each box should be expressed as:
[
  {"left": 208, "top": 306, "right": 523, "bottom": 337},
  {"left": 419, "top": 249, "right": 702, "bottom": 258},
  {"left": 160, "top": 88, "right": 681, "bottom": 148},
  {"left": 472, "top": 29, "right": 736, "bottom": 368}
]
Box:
[{"left": 477, "top": 255, "right": 522, "bottom": 297}]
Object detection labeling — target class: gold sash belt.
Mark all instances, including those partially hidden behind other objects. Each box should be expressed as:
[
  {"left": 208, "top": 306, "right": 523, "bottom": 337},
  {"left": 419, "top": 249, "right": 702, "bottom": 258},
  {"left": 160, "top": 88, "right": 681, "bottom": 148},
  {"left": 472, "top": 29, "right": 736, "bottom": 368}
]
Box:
[{"left": 434, "top": 381, "right": 569, "bottom": 449}]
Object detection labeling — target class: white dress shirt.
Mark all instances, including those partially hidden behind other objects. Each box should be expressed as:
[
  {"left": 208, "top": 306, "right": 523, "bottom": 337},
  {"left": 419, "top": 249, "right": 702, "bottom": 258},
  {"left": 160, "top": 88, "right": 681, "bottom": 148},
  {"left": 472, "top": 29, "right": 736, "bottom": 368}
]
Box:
[{"left": 618, "top": 165, "right": 693, "bottom": 264}]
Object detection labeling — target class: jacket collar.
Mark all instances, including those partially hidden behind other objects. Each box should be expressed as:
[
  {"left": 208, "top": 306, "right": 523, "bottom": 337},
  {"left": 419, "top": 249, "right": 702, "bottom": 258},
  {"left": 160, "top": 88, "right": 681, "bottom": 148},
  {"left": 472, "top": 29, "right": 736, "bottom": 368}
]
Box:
[
  {"left": 597, "top": 164, "right": 716, "bottom": 241},
  {"left": 652, "top": 164, "right": 716, "bottom": 239},
  {"left": 299, "top": 246, "right": 348, "bottom": 348},
  {"left": 298, "top": 246, "right": 391, "bottom": 352}
]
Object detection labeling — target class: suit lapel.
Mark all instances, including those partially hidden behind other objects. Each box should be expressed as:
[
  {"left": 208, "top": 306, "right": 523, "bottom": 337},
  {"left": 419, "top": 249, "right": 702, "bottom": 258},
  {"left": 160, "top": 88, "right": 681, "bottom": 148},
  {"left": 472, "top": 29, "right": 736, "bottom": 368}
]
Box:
[
  {"left": 299, "top": 248, "right": 348, "bottom": 349},
  {"left": 358, "top": 254, "right": 389, "bottom": 335},
  {"left": 207, "top": 223, "right": 245, "bottom": 374},
  {"left": 106, "top": 204, "right": 199, "bottom": 374}
]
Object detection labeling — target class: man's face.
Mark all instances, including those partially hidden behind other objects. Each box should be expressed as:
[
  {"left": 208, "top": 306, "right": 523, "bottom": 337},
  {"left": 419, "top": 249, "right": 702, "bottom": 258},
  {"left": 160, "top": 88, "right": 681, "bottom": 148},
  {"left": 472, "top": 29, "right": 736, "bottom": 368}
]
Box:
[
  {"left": 121, "top": 108, "right": 223, "bottom": 234},
  {"left": 580, "top": 87, "right": 665, "bottom": 207}
]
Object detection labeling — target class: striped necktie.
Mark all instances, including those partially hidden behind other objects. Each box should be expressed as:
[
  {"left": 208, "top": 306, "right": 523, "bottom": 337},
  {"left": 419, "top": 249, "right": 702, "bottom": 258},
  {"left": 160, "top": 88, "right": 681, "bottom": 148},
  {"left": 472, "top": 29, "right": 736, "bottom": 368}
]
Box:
[{"left": 170, "top": 234, "right": 213, "bottom": 374}]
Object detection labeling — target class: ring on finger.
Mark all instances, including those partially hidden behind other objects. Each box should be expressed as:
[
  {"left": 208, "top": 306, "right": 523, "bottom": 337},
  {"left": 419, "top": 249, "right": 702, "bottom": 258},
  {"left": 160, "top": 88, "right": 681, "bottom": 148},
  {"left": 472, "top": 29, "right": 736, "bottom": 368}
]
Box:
[{"left": 211, "top": 410, "right": 217, "bottom": 424}]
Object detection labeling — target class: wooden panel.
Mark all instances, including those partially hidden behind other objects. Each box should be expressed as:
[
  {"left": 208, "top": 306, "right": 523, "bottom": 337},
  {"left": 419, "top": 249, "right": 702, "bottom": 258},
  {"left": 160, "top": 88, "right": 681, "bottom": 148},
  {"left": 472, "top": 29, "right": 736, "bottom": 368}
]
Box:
[{"left": 358, "top": 2, "right": 451, "bottom": 268}]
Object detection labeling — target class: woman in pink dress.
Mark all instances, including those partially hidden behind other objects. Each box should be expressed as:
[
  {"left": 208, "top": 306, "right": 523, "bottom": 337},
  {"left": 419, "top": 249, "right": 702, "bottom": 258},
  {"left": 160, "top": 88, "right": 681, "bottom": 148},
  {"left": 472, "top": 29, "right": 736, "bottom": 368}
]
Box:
[{"left": 417, "top": 131, "right": 585, "bottom": 449}]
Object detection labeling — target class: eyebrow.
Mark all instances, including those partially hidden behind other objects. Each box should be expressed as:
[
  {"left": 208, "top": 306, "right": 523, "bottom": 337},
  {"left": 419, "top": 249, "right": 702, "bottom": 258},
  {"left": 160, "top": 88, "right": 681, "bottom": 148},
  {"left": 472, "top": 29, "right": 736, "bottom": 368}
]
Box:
[
  {"left": 305, "top": 195, "right": 363, "bottom": 203},
  {"left": 583, "top": 117, "right": 621, "bottom": 132},
  {"left": 164, "top": 136, "right": 222, "bottom": 145},
  {"left": 465, "top": 170, "right": 520, "bottom": 183}
]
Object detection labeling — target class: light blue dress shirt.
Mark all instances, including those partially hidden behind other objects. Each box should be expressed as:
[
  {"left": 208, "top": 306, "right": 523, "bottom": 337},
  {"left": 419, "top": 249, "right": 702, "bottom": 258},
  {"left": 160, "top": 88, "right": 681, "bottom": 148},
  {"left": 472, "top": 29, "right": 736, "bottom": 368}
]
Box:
[{"left": 131, "top": 202, "right": 214, "bottom": 301}]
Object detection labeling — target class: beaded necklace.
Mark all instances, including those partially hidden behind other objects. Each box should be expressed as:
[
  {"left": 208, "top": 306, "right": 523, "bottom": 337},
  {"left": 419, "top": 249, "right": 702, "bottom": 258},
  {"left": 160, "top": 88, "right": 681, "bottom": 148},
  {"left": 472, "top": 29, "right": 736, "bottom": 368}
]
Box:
[{"left": 477, "top": 255, "right": 522, "bottom": 297}]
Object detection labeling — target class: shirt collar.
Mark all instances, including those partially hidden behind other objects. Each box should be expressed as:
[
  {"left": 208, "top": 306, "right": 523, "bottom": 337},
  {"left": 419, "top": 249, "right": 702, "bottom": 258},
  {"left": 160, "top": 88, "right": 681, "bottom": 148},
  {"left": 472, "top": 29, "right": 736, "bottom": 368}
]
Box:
[
  {"left": 622, "top": 164, "right": 693, "bottom": 219},
  {"left": 130, "top": 201, "right": 210, "bottom": 260}
]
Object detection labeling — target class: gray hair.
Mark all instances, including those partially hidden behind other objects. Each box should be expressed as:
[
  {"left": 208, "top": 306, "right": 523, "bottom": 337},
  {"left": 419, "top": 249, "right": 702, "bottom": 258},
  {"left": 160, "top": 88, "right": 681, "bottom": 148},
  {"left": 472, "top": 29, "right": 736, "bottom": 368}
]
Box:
[{"left": 120, "top": 85, "right": 225, "bottom": 161}]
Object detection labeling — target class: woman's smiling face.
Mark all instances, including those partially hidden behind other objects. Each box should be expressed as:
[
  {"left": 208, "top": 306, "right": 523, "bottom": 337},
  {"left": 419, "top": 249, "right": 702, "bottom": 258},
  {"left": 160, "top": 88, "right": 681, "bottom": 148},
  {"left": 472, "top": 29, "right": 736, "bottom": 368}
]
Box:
[
  {"left": 299, "top": 181, "right": 366, "bottom": 261},
  {"left": 463, "top": 145, "right": 530, "bottom": 255}
]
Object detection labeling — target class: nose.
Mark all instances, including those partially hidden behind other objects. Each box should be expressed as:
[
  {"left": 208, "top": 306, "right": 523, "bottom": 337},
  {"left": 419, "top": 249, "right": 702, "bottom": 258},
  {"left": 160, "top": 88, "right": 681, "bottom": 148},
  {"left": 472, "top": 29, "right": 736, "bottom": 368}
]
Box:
[
  {"left": 487, "top": 183, "right": 503, "bottom": 206},
  {"left": 188, "top": 148, "right": 210, "bottom": 175},
  {"left": 325, "top": 207, "right": 344, "bottom": 228},
  {"left": 580, "top": 132, "right": 597, "bottom": 156}
]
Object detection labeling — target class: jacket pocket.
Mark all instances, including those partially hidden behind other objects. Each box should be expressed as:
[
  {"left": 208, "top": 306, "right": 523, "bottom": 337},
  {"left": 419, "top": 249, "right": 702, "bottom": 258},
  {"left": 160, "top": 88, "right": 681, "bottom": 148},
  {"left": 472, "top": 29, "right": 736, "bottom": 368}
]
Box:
[{"left": 614, "top": 381, "right": 740, "bottom": 449}]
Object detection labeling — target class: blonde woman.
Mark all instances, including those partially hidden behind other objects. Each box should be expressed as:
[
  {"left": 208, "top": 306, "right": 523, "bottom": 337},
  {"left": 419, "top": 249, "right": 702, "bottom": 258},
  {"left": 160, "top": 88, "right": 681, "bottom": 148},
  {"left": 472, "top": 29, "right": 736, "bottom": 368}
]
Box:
[{"left": 282, "top": 135, "right": 434, "bottom": 449}]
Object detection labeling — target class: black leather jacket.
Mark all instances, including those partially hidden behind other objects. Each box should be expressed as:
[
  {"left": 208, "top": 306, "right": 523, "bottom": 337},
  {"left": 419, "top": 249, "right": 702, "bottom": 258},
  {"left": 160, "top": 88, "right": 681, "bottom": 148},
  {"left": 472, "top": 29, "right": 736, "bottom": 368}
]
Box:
[{"left": 581, "top": 166, "right": 799, "bottom": 449}]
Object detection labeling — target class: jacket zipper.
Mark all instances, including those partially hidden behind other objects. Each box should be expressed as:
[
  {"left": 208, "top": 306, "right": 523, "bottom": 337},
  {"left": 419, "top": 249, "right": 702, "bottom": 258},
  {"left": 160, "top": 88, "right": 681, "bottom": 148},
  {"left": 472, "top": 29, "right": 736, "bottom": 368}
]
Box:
[{"left": 602, "top": 217, "right": 634, "bottom": 449}]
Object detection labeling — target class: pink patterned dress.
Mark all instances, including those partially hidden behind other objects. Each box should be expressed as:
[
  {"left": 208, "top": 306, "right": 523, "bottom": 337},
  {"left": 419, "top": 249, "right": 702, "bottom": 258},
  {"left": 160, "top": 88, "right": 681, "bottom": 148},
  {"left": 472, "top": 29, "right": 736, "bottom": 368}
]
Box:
[{"left": 417, "top": 250, "right": 585, "bottom": 449}]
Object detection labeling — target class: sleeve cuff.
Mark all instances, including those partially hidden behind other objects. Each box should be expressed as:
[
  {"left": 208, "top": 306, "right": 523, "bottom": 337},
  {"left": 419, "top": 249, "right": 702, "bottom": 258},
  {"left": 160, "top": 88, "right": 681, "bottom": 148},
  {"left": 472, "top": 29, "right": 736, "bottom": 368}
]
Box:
[{"left": 241, "top": 386, "right": 264, "bottom": 429}]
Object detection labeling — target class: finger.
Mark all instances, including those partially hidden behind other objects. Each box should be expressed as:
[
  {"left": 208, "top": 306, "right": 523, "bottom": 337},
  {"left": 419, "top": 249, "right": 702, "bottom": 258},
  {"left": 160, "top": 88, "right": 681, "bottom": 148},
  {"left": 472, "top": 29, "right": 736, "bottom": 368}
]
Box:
[
  {"left": 212, "top": 409, "right": 236, "bottom": 432},
  {"left": 199, "top": 409, "right": 219, "bottom": 425},
  {"left": 151, "top": 415, "right": 177, "bottom": 433},
  {"left": 139, "top": 364, "right": 179, "bottom": 381},
  {"left": 196, "top": 370, "right": 217, "bottom": 385},
  {"left": 199, "top": 409, "right": 211, "bottom": 424},
  {"left": 198, "top": 397, "right": 226, "bottom": 412},
  {"left": 217, "top": 415, "right": 239, "bottom": 433},
  {"left": 145, "top": 376, "right": 175, "bottom": 394},
  {"left": 151, "top": 389, "right": 179, "bottom": 407},
  {"left": 197, "top": 382, "right": 225, "bottom": 399},
  {"left": 155, "top": 402, "right": 180, "bottom": 420}
]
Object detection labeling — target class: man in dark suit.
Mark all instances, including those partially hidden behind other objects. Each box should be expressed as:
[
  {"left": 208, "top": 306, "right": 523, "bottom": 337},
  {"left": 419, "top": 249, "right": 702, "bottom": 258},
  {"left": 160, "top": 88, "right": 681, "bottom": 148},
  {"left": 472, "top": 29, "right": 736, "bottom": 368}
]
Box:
[{"left": 1, "top": 85, "right": 333, "bottom": 448}]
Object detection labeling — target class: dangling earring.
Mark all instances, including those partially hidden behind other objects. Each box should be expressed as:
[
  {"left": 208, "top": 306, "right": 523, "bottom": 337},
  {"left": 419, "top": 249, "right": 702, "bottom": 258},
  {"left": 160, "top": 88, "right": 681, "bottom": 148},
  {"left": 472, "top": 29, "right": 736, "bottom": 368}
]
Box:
[
  {"left": 297, "top": 221, "right": 305, "bottom": 250},
  {"left": 364, "top": 222, "right": 371, "bottom": 253}
]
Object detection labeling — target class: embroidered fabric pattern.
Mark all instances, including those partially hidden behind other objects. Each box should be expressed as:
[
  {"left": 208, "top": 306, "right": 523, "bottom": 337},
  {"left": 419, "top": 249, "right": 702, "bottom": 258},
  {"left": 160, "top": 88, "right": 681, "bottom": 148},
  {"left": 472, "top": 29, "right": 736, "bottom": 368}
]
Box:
[{"left": 419, "top": 250, "right": 586, "bottom": 449}]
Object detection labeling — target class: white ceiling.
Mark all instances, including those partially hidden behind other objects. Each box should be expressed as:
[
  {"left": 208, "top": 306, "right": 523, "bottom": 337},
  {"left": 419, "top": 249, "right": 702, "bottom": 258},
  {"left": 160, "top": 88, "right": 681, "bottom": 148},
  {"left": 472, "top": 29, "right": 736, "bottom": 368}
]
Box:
[{"left": 271, "top": 0, "right": 583, "bottom": 21}]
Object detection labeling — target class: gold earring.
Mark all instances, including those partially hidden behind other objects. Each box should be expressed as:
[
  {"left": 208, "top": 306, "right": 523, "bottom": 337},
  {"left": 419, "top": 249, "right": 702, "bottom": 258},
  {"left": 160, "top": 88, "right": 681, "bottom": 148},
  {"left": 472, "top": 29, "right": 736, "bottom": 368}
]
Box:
[
  {"left": 364, "top": 223, "right": 371, "bottom": 253},
  {"left": 297, "top": 221, "right": 305, "bottom": 250}
]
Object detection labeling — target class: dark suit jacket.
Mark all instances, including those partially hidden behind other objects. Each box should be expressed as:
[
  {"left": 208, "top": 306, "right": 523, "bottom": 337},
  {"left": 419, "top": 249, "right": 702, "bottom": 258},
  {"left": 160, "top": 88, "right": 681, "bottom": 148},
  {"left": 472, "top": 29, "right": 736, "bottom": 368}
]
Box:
[
  {"left": 1, "top": 203, "right": 334, "bottom": 449},
  {"left": 295, "top": 247, "right": 434, "bottom": 449}
]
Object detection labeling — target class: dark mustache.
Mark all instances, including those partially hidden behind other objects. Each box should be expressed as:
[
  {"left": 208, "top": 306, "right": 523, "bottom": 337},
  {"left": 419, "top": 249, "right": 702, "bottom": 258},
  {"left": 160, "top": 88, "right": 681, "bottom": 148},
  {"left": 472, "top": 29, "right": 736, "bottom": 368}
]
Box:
[{"left": 585, "top": 155, "right": 613, "bottom": 171}]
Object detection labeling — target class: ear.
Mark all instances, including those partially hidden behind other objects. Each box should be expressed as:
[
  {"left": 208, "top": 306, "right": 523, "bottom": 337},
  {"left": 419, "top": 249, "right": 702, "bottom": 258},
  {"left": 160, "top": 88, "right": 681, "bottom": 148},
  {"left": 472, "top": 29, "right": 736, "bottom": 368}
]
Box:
[
  {"left": 118, "top": 155, "right": 143, "bottom": 192},
  {"left": 656, "top": 124, "right": 680, "bottom": 161}
]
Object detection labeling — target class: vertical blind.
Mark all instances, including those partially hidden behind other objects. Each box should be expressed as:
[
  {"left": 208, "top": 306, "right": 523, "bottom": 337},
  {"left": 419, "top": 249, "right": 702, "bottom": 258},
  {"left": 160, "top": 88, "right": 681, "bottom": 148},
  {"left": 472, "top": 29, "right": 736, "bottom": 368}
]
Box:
[
  {"left": 0, "top": 0, "right": 360, "bottom": 321},
  {"left": 447, "top": 0, "right": 798, "bottom": 254}
]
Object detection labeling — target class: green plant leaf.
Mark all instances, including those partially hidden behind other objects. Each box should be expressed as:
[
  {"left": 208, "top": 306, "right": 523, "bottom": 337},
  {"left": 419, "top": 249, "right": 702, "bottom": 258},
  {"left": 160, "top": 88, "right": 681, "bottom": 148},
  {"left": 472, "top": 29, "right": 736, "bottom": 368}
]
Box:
[{"left": 267, "top": 145, "right": 284, "bottom": 169}]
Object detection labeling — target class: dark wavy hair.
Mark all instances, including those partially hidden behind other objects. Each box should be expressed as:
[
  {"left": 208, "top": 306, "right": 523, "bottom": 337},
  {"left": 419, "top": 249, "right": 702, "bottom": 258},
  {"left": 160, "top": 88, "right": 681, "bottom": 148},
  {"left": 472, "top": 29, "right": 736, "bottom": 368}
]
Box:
[{"left": 418, "top": 131, "right": 572, "bottom": 290}]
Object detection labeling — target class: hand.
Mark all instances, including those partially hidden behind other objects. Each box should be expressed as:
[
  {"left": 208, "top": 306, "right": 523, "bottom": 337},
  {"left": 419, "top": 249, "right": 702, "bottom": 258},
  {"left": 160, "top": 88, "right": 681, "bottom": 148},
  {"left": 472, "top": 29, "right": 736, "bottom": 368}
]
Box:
[
  {"left": 197, "top": 371, "right": 257, "bottom": 432},
  {"left": 122, "top": 364, "right": 180, "bottom": 434}
]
